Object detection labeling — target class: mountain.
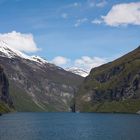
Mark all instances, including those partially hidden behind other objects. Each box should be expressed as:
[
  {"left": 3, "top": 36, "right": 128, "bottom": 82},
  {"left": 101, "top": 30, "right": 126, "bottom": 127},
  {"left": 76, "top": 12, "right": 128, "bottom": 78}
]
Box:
[
  {"left": 76, "top": 46, "right": 140, "bottom": 113},
  {"left": 66, "top": 67, "right": 89, "bottom": 77},
  {"left": 0, "top": 41, "right": 48, "bottom": 64},
  {"left": 0, "top": 41, "right": 84, "bottom": 112}
]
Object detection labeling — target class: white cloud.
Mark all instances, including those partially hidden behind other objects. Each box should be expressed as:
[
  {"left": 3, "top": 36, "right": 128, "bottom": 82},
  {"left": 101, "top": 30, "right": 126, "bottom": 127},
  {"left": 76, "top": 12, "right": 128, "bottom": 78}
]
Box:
[
  {"left": 51, "top": 56, "right": 70, "bottom": 66},
  {"left": 101, "top": 2, "right": 140, "bottom": 26},
  {"left": 91, "top": 19, "right": 102, "bottom": 24},
  {"left": 74, "top": 56, "right": 106, "bottom": 72},
  {"left": 51, "top": 55, "right": 107, "bottom": 71},
  {"left": 0, "top": 31, "right": 39, "bottom": 53},
  {"left": 74, "top": 18, "right": 88, "bottom": 27},
  {"left": 96, "top": 0, "right": 107, "bottom": 8}
]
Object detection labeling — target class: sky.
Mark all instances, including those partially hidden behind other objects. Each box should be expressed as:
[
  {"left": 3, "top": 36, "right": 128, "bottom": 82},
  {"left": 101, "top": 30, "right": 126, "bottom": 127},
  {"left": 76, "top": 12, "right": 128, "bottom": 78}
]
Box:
[{"left": 0, "top": 0, "right": 140, "bottom": 71}]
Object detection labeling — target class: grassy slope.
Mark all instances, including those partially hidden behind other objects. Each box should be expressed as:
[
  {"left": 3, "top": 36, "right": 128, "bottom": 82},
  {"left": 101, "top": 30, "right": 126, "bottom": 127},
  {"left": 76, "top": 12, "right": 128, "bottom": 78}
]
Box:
[
  {"left": 1, "top": 83, "right": 58, "bottom": 113},
  {"left": 0, "top": 101, "right": 12, "bottom": 113},
  {"left": 1, "top": 58, "right": 83, "bottom": 112},
  {"left": 79, "top": 99, "right": 140, "bottom": 113},
  {"left": 77, "top": 47, "right": 140, "bottom": 113},
  {"left": 10, "top": 81, "right": 68, "bottom": 112},
  {"left": 80, "top": 47, "right": 140, "bottom": 94},
  {"left": 9, "top": 82, "right": 45, "bottom": 112}
]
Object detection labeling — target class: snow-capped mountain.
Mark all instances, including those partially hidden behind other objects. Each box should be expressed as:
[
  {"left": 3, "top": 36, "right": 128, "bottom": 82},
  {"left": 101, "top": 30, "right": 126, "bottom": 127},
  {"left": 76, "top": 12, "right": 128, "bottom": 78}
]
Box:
[
  {"left": 0, "top": 40, "right": 47, "bottom": 64},
  {"left": 0, "top": 40, "right": 83, "bottom": 112},
  {"left": 31, "top": 55, "right": 48, "bottom": 64},
  {"left": 66, "top": 67, "right": 89, "bottom": 77}
]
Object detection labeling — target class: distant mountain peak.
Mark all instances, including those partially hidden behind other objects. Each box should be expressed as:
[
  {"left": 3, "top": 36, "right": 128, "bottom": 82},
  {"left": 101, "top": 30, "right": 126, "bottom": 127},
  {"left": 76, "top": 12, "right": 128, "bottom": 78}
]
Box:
[
  {"left": 66, "top": 67, "right": 89, "bottom": 77},
  {"left": 0, "top": 40, "right": 47, "bottom": 64}
]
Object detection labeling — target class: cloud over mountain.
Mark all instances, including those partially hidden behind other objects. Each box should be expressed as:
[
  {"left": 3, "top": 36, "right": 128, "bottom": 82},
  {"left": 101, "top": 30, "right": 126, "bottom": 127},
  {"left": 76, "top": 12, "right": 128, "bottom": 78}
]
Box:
[
  {"left": 51, "top": 56, "right": 70, "bottom": 66},
  {"left": 0, "top": 31, "right": 39, "bottom": 53},
  {"left": 51, "top": 55, "right": 106, "bottom": 72},
  {"left": 74, "top": 56, "right": 106, "bottom": 71}
]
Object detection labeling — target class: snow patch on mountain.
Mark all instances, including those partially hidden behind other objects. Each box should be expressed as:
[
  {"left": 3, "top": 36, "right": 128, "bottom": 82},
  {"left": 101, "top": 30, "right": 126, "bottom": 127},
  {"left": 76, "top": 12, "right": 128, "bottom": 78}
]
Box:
[
  {"left": 31, "top": 56, "right": 48, "bottom": 64},
  {"left": 0, "top": 40, "right": 89, "bottom": 77},
  {"left": 0, "top": 40, "right": 47, "bottom": 64},
  {"left": 66, "top": 67, "right": 89, "bottom": 77}
]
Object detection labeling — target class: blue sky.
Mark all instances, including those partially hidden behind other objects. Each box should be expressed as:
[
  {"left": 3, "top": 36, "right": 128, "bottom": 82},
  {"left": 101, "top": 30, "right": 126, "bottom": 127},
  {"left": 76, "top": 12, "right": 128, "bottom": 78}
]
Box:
[{"left": 0, "top": 0, "right": 140, "bottom": 71}]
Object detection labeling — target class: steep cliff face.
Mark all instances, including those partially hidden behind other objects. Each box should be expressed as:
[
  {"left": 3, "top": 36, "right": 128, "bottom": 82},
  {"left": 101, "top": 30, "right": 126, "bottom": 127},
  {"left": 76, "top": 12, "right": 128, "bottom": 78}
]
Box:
[
  {"left": 76, "top": 46, "right": 140, "bottom": 113},
  {"left": 0, "top": 65, "right": 13, "bottom": 113}
]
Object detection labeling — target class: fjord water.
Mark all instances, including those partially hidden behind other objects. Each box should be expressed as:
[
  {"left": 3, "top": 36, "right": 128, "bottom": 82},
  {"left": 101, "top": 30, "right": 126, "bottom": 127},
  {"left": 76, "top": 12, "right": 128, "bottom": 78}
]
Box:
[{"left": 0, "top": 113, "right": 140, "bottom": 140}]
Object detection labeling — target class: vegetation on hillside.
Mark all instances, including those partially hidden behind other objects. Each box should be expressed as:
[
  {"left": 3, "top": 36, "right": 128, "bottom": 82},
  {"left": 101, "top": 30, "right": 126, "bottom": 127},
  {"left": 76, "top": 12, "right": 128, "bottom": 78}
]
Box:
[{"left": 77, "top": 46, "right": 140, "bottom": 113}]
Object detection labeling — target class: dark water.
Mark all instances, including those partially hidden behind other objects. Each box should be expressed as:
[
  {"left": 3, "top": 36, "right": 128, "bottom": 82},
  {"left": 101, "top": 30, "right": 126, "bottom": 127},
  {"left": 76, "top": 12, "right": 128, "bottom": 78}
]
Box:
[{"left": 0, "top": 113, "right": 140, "bottom": 140}]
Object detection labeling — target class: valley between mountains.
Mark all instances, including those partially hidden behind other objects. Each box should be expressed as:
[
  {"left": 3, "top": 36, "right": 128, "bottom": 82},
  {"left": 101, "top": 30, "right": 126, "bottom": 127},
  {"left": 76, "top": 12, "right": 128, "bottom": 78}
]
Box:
[{"left": 0, "top": 41, "right": 140, "bottom": 114}]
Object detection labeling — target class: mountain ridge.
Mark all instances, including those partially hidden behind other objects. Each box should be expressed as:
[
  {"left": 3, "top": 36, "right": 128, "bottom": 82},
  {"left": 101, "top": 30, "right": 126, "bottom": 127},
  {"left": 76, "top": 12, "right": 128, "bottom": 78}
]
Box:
[
  {"left": 0, "top": 40, "right": 48, "bottom": 64},
  {"left": 0, "top": 40, "right": 84, "bottom": 112},
  {"left": 76, "top": 46, "right": 140, "bottom": 113}
]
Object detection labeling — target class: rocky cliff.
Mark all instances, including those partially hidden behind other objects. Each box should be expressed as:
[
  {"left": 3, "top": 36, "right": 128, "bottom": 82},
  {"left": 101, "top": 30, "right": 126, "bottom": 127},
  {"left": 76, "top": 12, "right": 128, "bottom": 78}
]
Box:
[
  {"left": 0, "top": 65, "right": 13, "bottom": 113},
  {"left": 76, "top": 46, "right": 140, "bottom": 113}
]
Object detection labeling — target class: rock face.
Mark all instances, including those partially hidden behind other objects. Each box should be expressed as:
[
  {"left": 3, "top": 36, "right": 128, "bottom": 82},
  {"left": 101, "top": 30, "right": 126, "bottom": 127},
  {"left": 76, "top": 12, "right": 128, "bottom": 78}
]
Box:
[
  {"left": 0, "top": 66, "right": 10, "bottom": 104},
  {"left": 0, "top": 65, "right": 13, "bottom": 113},
  {"left": 0, "top": 41, "right": 84, "bottom": 112},
  {"left": 76, "top": 46, "right": 140, "bottom": 113}
]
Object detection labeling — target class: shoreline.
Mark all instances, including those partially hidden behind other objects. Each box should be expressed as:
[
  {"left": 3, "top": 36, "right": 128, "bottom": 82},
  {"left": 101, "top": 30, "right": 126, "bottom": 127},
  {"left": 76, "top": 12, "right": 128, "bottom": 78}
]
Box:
[
  {"left": 78, "top": 111, "right": 140, "bottom": 115},
  {"left": 3, "top": 111, "right": 140, "bottom": 115}
]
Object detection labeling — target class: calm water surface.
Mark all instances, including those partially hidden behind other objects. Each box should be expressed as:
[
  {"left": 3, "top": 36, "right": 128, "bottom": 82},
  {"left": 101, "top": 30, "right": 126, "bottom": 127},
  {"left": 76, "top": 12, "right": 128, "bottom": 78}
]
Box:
[{"left": 0, "top": 112, "right": 140, "bottom": 140}]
